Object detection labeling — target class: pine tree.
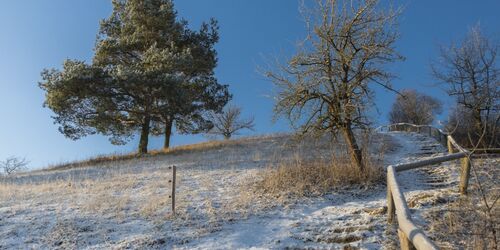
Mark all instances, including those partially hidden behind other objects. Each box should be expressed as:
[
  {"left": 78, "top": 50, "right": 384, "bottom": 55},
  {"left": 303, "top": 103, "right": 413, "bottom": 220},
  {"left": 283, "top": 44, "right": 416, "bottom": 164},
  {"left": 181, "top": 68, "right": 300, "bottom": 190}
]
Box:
[{"left": 40, "top": 0, "right": 230, "bottom": 154}]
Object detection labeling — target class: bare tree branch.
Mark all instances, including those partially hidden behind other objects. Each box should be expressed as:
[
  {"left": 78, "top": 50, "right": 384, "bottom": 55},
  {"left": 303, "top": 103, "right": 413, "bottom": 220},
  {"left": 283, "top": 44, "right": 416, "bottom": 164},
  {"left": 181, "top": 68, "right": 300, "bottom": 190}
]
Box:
[
  {"left": 266, "top": 0, "right": 403, "bottom": 170},
  {"left": 433, "top": 24, "right": 499, "bottom": 147}
]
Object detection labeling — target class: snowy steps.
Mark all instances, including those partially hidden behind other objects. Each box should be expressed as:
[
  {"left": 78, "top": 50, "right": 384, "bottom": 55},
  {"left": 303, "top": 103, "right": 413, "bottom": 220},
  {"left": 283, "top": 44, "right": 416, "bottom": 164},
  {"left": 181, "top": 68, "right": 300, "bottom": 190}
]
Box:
[
  {"left": 404, "top": 133, "right": 458, "bottom": 190},
  {"left": 290, "top": 205, "right": 385, "bottom": 247},
  {"left": 277, "top": 132, "right": 460, "bottom": 249},
  {"left": 287, "top": 132, "right": 458, "bottom": 248}
]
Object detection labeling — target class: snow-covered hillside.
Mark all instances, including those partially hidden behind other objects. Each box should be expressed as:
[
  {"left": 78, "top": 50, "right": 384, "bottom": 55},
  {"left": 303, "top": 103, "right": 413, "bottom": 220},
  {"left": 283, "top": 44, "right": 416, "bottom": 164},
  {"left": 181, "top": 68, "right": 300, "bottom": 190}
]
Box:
[{"left": 0, "top": 132, "right": 466, "bottom": 249}]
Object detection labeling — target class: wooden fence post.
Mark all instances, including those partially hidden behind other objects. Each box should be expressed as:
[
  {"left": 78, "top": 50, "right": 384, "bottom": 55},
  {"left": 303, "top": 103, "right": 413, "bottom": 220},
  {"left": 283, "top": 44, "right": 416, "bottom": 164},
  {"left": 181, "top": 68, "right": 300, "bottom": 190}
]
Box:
[
  {"left": 398, "top": 229, "right": 416, "bottom": 250},
  {"left": 387, "top": 185, "right": 395, "bottom": 223},
  {"left": 169, "top": 165, "right": 177, "bottom": 215},
  {"left": 447, "top": 137, "right": 454, "bottom": 153},
  {"left": 459, "top": 157, "right": 470, "bottom": 195}
]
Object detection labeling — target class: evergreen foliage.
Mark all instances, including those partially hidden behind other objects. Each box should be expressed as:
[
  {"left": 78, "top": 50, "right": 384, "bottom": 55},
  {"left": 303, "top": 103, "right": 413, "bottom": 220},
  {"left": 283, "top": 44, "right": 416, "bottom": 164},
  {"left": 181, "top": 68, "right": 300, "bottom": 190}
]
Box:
[{"left": 40, "top": 0, "right": 230, "bottom": 153}]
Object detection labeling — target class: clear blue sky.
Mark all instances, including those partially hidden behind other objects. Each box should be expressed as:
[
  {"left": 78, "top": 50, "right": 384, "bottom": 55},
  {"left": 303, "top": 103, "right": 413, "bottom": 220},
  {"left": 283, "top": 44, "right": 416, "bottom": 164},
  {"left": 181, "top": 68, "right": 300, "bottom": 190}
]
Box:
[{"left": 0, "top": 0, "right": 498, "bottom": 169}]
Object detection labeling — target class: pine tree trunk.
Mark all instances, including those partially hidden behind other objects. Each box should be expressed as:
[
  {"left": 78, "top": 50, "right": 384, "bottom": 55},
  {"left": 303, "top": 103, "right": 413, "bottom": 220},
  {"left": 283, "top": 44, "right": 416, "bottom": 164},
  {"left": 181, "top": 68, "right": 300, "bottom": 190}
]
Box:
[
  {"left": 341, "top": 126, "right": 364, "bottom": 171},
  {"left": 138, "top": 114, "right": 151, "bottom": 154},
  {"left": 163, "top": 119, "right": 173, "bottom": 149}
]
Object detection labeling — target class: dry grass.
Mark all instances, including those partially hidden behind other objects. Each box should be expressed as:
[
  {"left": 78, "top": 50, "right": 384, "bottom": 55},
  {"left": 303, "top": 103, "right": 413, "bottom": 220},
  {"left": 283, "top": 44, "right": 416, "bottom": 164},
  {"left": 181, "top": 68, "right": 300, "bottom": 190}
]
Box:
[
  {"left": 0, "top": 170, "right": 173, "bottom": 218},
  {"left": 0, "top": 131, "right": 396, "bottom": 248},
  {"left": 255, "top": 152, "right": 384, "bottom": 199},
  {"left": 39, "top": 133, "right": 288, "bottom": 171},
  {"left": 0, "top": 133, "right": 387, "bottom": 220},
  {"left": 0, "top": 166, "right": 265, "bottom": 240},
  {"left": 43, "top": 219, "right": 79, "bottom": 248},
  {"left": 427, "top": 156, "right": 499, "bottom": 249}
]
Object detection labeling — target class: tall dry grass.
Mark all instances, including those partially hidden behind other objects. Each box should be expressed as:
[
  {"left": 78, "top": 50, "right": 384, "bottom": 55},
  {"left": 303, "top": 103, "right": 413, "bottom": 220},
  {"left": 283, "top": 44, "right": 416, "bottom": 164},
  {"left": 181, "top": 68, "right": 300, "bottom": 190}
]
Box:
[{"left": 256, "top": 151, "right": 384, "bottom": 198}]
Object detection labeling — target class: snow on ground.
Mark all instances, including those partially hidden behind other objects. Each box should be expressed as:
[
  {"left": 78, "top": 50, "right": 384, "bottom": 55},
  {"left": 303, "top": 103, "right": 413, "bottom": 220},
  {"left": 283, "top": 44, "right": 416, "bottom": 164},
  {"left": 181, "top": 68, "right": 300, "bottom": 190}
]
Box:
[{"left": 0, "top": 132, "right": 464, "bottom": 249}]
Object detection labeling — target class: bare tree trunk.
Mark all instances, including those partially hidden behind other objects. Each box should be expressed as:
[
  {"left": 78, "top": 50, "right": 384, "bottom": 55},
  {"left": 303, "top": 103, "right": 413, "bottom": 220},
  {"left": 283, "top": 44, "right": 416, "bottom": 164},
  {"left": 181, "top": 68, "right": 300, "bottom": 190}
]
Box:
[
  {"left": 138, "top": 114, "right": 151, "bottom": 154},
  {"left": 342, "top": 126, "right": 364, "bottom": 171},
  {"left": 163, "top": 119, "right": 173, "bottom": 149},
  {"left": 473, "top": 109, "right": 483, "bottom": 131},
  {"left": 473, "top": 108, "right": 485, "bottom": 147}
]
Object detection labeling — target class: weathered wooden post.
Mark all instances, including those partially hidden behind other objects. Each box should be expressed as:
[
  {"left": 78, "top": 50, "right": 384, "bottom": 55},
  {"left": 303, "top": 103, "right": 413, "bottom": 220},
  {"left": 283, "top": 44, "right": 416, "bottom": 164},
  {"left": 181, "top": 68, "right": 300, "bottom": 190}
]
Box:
[
  {"left": 459, "top": 157, "right": 470, "bottom": 195},
  {"left": 447, "top": 136, "right": 454, "bottom": 153},
  {"left": 168, "top": 165, "right": 177, "bottom": 215},
  {"left": 387, "top": 185, "right": 395, "bottom": 223},
  {"left": 398, "top": 229, "right": 416, "bottom": 250}
]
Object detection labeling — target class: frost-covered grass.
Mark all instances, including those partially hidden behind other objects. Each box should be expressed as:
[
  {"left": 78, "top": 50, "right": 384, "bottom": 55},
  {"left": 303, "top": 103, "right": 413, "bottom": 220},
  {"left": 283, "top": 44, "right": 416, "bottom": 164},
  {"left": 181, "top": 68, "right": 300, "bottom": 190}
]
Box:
[
  {"left": 0, "top": 131, "right": 467, "bottom": 249},
  {"left": 420, "top": 156, "right": 499, "bottom": 249}
]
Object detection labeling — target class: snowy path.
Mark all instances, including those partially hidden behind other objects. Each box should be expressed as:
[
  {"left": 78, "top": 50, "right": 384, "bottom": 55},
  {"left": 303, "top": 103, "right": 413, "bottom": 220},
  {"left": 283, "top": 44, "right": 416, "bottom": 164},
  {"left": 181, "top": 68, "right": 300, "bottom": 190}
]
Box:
[{"left": 178, "top": 132, "right": 450, "bottom": 249}]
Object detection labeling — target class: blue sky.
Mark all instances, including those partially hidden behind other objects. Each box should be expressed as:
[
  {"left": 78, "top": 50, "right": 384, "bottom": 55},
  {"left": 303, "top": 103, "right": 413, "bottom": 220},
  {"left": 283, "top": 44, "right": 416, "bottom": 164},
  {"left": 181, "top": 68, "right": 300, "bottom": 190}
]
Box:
[{"left": 0, "top": 0, "right": 498, "bottom": 169}]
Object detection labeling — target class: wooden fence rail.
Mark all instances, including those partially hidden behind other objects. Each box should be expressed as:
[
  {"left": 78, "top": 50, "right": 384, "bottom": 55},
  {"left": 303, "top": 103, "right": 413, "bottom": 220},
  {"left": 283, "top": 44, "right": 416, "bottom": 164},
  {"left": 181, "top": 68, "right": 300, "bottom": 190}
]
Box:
[{"left": 378, "top": 123, "right": 472, "bottom": 250}]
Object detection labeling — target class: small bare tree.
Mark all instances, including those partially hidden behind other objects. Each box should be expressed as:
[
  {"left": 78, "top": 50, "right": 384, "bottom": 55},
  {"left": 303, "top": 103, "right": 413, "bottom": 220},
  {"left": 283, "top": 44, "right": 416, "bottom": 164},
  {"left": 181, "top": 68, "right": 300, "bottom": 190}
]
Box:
[
  {"left": 432, "top": 25, "right": 499, "bottom": 147},
  {"left": 266, "top": 0, "right": 403, "bottom": 170},
  {"left": 388, "top": 89, "right": 442, "bottom": 125},
  {"left": 207, "top": 106, "right": 255, "bottom": 139},
  {"left": 1, "top": 156, "right": 29, "bottom": 175}
]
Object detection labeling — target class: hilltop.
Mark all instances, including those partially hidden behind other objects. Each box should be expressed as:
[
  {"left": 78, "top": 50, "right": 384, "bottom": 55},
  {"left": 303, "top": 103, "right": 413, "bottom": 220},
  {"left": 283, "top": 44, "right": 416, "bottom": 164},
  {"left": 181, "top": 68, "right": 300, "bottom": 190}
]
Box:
[{"left": 0, "top": 131, "right": 478, "bottom": 249}]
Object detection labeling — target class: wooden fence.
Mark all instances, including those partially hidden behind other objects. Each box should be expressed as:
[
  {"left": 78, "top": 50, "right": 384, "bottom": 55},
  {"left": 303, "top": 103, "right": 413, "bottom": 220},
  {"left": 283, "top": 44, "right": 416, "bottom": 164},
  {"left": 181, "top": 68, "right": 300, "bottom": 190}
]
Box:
[{"left": 378, "top": 123, "right": 472, "bottom": 250}]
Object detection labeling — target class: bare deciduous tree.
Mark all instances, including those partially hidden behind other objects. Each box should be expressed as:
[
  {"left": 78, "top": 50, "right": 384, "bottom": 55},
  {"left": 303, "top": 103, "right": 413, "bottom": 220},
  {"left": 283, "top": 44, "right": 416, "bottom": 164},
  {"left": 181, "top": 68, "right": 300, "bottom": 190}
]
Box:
[
  {"left": 388, "top": 89, "right": 443, "bottom": 125},
  {"left": 1, "top": 156, "right": 29, "bottom": 175},
  {"left": 432, "top": 27, "right": 500, "bottom": 246},
  {"left": 446, "top": 104, "right": 499, "bottom": 148},
  {"left": 432, "top": 25, "right": 499, "bottom": 147},
  {"left": 207, "top": 106, "right": 255, "bottom": 139},
  {"left": 266, "top": 0, "right": 403, "bottom": 170}
]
